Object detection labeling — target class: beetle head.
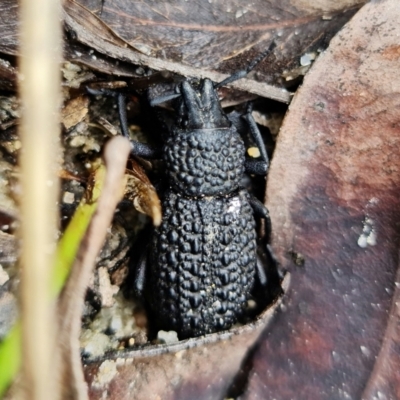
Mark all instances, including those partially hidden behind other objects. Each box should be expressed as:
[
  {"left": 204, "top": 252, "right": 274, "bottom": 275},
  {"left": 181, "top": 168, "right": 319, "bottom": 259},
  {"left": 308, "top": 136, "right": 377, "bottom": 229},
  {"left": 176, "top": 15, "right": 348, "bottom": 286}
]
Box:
[{"left": 174, "top": 78, "right": 231, "bottom": 130}]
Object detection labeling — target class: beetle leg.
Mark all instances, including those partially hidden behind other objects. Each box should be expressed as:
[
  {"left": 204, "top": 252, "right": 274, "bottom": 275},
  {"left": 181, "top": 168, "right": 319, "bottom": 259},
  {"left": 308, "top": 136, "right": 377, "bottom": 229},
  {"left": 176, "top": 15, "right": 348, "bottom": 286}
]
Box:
[
  {"left": 117, "top": 94, "right": 162, "bottom": 159},
  {"left": 117, "top": 93, "right": 130, "bottom": 139},
  {"left": 248, "top": 194, "right": 275, "bottom": 286},
  {"left": 248, "top": 194, "right": 284, "bottom": 282},
  {"left": 134, "top": 249, "right": 148, "bottom": 296},
  {"left": 248, "top": 194, "right": 271, "bottom": 242},
  {"left": 256, "top": 257, "right": 267, "bottom": 286},
  {"left": 266, "top": 243, "right": 284, "bottom": 280},
  {"left": 244, "top": 102, "right": 270, "bottom": 170},
  {"left": 148, "top": 92, "right": 181, "bottom": 107},
  {"left": 244, "top": 159, "right": 268, "bottom": 175},
  {"left": 245, "top": 103, "right": 269, "bottom": 163}
]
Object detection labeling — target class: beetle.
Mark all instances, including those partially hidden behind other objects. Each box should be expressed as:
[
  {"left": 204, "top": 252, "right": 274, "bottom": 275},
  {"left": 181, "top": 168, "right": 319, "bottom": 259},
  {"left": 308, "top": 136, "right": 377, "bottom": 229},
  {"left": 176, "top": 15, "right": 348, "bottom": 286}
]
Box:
[{"left": 105, "top": 42, "right": 280, "bottom": 339}]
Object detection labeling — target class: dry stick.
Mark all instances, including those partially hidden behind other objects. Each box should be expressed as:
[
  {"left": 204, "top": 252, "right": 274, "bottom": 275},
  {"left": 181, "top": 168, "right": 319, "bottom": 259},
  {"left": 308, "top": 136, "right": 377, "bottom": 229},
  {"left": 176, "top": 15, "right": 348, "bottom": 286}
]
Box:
[
  {"left": 56, "top": 137, "right": 131, "bottom": 400},
  {"left": 18, "top": 0, "right": 62, "bottom": 399}
]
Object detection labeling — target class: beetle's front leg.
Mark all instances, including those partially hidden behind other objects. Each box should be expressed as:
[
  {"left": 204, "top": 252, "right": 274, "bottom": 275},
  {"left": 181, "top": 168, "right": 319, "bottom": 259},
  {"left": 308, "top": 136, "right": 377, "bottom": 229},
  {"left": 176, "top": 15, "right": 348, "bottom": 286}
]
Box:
[
  {"left": 117, "top": 94, "right": 162, "bottom": 159},
  {"left": 243, "top": 103, "right": 269, "bottom": 176}
]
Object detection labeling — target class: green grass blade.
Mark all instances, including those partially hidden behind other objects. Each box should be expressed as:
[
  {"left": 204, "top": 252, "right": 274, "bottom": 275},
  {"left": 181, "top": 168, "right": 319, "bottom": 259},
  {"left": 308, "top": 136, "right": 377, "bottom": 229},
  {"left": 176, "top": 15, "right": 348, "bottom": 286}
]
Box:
[
  {"left": 0, "top": 165, "right": 106, "bottom": 398},
  {"left": 51, "top": 166, "right": 105, "bottom": 296},
  {"left": 0, "top": 323, "right": 21, "bottom": 397}
]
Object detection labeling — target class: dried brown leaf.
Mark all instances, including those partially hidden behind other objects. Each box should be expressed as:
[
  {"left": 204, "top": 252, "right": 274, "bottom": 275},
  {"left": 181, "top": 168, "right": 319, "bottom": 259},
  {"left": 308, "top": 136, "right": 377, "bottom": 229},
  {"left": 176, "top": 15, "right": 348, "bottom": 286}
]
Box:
[
  {"left": 241, "top": 0, "right": 400, "bottom": 398},
  {"left": 0, "top": 0, "right": 19, "bottom": 55},
  {"left": 61, "top": 95, "right": 90, "bottom": 130},
  {"left": 125, "top": 159, "right": 161, "bottom": 226},
  {"left": 83, "top": 278, "right": 288, "bottom": 400},
  {"left": 0, "top": 0, "right": 364, "bottom": 102},
  {"left": 77, "top": 0, "right": 365, "bottom": 86},
  {"left": 59, "top": 169, "right": 86, "bottom": 183},
  {"left": 62, "top": 0, "right": 289, "bottom": 102}
]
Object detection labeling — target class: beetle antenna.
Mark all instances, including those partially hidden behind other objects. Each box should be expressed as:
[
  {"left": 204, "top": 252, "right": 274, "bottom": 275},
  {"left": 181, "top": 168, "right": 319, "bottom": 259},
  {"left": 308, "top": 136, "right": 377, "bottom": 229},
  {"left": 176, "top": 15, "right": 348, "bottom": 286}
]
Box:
[
  {"left": 214, "top": 41, "right": 276, "bottom": 89},
  {"left": 149, "top": 92, "right": 181, "bottom": 107}
]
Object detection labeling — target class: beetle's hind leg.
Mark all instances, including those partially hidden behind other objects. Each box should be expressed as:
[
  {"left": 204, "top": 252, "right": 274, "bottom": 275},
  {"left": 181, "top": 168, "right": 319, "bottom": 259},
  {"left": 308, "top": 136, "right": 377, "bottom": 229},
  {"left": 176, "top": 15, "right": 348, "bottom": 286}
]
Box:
[
  {"left": 251, "top": 195, "right": 282, "bottom": 276},
  {"left": 133, "top": 248, "right": 148, "bottom": 297},
  {"left": 248, "top": 195, "right": 271, "bottom": 244},
  {"left": 248, "top": 194, "right": 283, "bottom": 286}
]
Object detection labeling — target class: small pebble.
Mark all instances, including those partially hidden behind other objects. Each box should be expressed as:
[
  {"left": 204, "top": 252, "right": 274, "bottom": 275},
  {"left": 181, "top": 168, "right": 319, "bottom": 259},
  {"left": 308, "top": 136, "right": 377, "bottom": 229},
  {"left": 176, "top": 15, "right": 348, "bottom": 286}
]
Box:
[
  {"left": 247, "top": 147, "right": 260, "bottom": 158},
  {"left": 63, "top": 191, "right": 75, "bottom": 204},
  {"left": 0, "top": 264, "right": 9, "bottom": 286},
  {"left": 157, "top": 330, "right": 179, "bottom": 344}
]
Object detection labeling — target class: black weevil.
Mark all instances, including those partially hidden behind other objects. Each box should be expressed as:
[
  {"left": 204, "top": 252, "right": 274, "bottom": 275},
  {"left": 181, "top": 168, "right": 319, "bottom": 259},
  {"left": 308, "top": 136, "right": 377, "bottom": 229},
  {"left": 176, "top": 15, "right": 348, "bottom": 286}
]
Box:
[{"left": 107, "top": 42, "right": 280, "bottom": 339}]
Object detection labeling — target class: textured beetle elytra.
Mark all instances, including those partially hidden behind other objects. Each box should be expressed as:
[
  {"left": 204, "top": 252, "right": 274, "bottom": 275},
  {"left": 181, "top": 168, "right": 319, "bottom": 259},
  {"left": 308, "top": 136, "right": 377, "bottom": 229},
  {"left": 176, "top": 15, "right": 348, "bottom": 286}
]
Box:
[{"left": 117, "top": 42, "right": 279, "bottom": 339}]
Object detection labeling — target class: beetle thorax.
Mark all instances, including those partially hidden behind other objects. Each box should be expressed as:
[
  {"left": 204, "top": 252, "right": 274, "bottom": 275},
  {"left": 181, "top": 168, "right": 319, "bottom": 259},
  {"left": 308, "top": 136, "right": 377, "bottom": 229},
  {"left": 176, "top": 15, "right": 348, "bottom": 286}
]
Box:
[{"left": 164, "top": 128, "right": 245, "bottom": 197}]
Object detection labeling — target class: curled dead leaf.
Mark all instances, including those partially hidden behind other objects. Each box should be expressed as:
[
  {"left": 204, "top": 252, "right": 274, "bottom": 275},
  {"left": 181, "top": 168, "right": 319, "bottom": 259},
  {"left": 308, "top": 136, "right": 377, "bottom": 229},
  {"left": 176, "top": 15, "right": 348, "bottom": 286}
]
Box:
[
  {"left": 125, "top": 159, "right": 161, "bottom": 226},
  {"left": 84, "top": 277, "right": 289, "bottom": 400},
  {"left": 240, "top": 0, "right": 400, "bottom": 398}
]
